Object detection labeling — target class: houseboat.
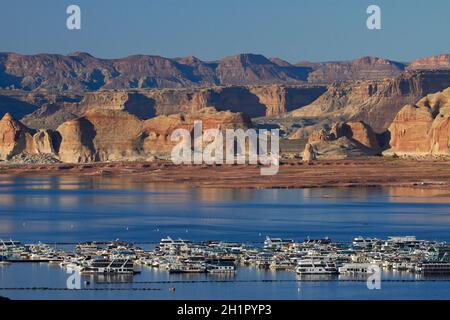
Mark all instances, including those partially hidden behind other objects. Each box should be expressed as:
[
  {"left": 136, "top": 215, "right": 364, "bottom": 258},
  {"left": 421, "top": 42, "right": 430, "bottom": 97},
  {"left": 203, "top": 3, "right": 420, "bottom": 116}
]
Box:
[
  {"left": 296, "top": 259, "right": 338, "bottom": 274},
  {"left": 81, "top": 257, "right": 135, "bottom": 274}
]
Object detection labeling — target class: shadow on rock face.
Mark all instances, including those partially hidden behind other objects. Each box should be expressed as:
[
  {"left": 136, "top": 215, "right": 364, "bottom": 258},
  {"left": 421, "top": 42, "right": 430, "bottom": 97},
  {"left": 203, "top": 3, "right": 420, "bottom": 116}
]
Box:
[{"left": 124, "top": 93, "right": 156, "bottom": 119}]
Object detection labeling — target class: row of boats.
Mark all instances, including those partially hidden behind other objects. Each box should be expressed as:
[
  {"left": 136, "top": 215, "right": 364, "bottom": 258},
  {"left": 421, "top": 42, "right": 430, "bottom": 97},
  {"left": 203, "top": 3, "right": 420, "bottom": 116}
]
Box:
[{"left": 1, "top": 236, "right": 449, "bottom": 276}]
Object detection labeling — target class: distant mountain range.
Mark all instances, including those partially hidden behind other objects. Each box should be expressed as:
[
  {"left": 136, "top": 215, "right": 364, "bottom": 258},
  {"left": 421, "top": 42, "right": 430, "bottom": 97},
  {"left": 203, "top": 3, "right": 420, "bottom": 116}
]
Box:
[{"left": 1, "top": 51, "right": 450, "bottom": 91}]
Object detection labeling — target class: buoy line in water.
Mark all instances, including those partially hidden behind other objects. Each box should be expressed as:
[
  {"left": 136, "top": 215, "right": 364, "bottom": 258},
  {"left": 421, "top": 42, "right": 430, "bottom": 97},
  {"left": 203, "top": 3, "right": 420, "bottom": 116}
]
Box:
[
  {"left": 0, "top": 287, "right": 162, "bottom": 291},
  {"left": 1, "top": 279, "right": 449, "bottom": 291},
  {"left": 90, "top": 278, "right": 450, "bottom": 284}
]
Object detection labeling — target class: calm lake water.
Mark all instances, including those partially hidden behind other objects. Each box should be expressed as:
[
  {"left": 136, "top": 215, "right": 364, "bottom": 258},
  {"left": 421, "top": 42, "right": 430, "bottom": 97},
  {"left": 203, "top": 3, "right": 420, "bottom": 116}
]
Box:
[{"left": 0, "top": 175, "right": 450, "bottom": 300}]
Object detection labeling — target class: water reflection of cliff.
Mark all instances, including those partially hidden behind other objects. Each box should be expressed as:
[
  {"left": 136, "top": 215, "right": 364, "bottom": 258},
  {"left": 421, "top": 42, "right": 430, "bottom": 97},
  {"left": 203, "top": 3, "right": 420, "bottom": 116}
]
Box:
[
  {"left": 1, "top": 175, "right": 450, "bottom": 243},
  {"left": 0, "top": 176, "right": 257, "bottom": 205},
  {"left": 2, "top": 177, "right": 450, "bottom": 206},
  {"left": 386, "top": 187, "right": 450, "bottom": 203}
]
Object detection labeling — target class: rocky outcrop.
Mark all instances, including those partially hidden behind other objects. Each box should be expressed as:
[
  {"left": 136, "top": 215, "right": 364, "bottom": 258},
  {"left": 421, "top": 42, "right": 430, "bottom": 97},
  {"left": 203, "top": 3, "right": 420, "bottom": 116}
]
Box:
[
  {"left": 384, "top": 104, "right": 432, "bottom": 155},
  {"left": 22, "top": 91, "right": 156, "bottom": 130},
  {"left": 215, "top": 54, "right": 309, "bottom": 86},
  {"left": 3, "top": 107, "right": 251, "bottom": 163},
  {"left": 55, "top": 119, "right": 95, "bottom": 163},
  {"left": 0, "top": 52, "right": 215, "bottom": 91},
  {"left": 385, "top": 87, "right": 450, "bottom": 156},
  {"left": 249, "top": 85, "right": 326, "bottom": 116},
  {"left": 53, "top": 108, "right": 250, "bottom": 163},
  {"left": 142, "top": 107, "right": 251, "bottom": 155},
  {"left": 302, "top": 121, "right": 380, "bottom": 160},
  {"left": 290, "top": 70, "right": 450, "bottom": 132},
  {"left": 307, "top": 129, "right": 334, "bottom": 144},
  {"left": 305, "top": 136, "right": 378, "bottom": 160},
  {"left": 0, "top": 52, "right": 413, "bottom": 92},
  {"left": 5, "top": 51, "right": 450, "bottom": 92},
  {"left": 21, "top": 104, "right": 79, "bottom": 130},
  {"left": 57, "top": 110, "right": 144, "bottom": 163},
  {"left": 147, "top": 85, "right": 326, "bottom": 117},
  {"left": 297, "top": 56, "right": 405, "bottom": 84},
  {"left": 19, "top": 85, "right": 325, "bottom": 130},
  {"left": 331, "top": 121, "right": 380, "bottom": 150},
  {"left": 302, "top": 143, "right": 316, "bottom": 161},
  {"left": 0, "top": 52, "right": 312, "bottom": 91},
  {"left": 0, "top": 113, "right": 35, "bottom": 160},
  {"left": 33, "top": 129, "right": 56, "bottom": 154},
  {"left": 2, "top": 90, "right": 83, "bottom": 128},
  {"left": 0, "top": 112, "right": 63, "bottom": 160},
  {"left": 408, "top": 54, "right": 450, "bottom": 70}
]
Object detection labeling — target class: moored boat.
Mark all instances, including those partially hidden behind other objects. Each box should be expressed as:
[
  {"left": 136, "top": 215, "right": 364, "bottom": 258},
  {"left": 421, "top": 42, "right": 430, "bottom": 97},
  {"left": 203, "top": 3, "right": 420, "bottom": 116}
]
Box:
[
  {"left": 296, "top": 259, "right": 338, "bottom": 275},
  {"left": 81, "top": 257, "right": 136, "bottom": 274}
]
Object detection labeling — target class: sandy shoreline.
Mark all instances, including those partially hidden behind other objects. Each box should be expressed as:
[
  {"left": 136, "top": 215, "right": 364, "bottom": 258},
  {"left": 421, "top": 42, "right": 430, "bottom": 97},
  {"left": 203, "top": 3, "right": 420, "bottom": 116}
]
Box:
[{"left": 2, "top": 158, "right": 450, "bottom": 189}]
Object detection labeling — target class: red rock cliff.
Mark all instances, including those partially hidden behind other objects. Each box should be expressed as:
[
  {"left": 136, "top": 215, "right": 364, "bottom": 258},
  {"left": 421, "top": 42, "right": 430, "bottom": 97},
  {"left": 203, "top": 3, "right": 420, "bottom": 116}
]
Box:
[{"left": 385, "top": 87, "right": 450, "bottom": 156}]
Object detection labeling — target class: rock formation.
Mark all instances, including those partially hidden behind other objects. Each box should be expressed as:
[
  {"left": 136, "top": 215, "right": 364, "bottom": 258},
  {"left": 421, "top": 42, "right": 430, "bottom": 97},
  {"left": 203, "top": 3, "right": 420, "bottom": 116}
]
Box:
[
  {"left": 6, "top": 52, "right": 449, "bottom": 92},
  {"left": 0, "top": 52, "right": 312, "bottom": 91},
  {"left": 301, "top": 121, "right": 380, "bottom": 160},
  {"left": 249, "top": 85, "right": 326, "bottom": 116},
  {"left": 5, "top": 52, "right": 450, "bottom": 137},
  {"left": 17, "top": 85, "right": 325, "bottom": 130},
  {"left": 298, "top": 56, "right": 405, "bottom": 84},
  {"left": 0, "top": 113, "right": 35, "bottom": 160},
  {"left": 289, "top": 70, "right": 450, "bottom": 133},
  {"left": 33, "top": 129, "right": 56, "bottom": 154},
  {"left": 0, "top": 112, "right": 60, "bottom": 161},
  {"left": 305, "top": 136, "right": 378, "bottom": 160},
  {"left": 0, "top": 107, "right": 251, "bottom": 163},
  {"left": 385, "top": 87, "right": 450, "bottom": 156},
  {"left": 57, "top": 109, "right": 144, "bottom": 163},
  {"left": 302, "top": 143, "right": 316, "bottom": 161},
  {"left": 215, "top": 54, "right": 309, "bottom": 86},
  {"left": 331, "top": 121, "right": 380, "bottom": 150},
  {"left": 408, "top": 54, "right": 450, "bottom": 70},
  {"left": 21, "top": 91, "right": 156, "bottom": 130},
  {"left": 307, "top": 129, "right": 334, "bottom": 144},
  {"left": 142, "top": 107, "right": 251, "bottom": 155},
  {"left": 5, "top": 51, "right": 450, "bottom": 164}
]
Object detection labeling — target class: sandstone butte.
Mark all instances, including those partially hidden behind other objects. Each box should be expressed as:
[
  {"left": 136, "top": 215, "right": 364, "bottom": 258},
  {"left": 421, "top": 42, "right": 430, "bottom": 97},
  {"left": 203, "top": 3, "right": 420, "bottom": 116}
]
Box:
[
  {"left": 407, "top": 54, "right": 450, "bottom": 70},
  {"left": 0, "top": 108, "right": 250, "bottom": 163},
  {"left": 331, "top": 121, "right": 380, "bottom": 150},
  {"left": 301, "top": 121, "right": 380, "bottom": 160},
  {"left": 0, "top": 112, "right": 54, "bottom": 160},
  {"left": 298, "top": 56, "right": 405, "bottom": 84},
  {"left": 385, "top": 87, "right": 450, "bottom": 156}
]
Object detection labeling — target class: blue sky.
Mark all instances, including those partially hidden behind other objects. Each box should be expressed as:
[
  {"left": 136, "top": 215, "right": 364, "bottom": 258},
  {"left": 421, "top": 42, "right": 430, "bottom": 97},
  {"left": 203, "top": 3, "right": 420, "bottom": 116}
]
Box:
[{"left": 1, "top": 0, "right": 449, "bottom": 63}]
